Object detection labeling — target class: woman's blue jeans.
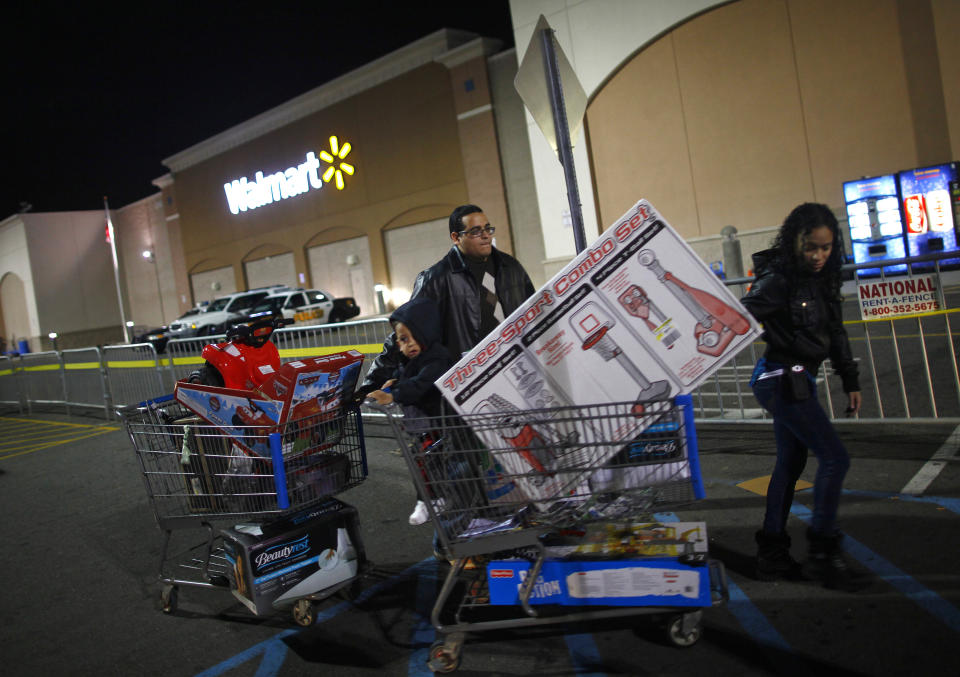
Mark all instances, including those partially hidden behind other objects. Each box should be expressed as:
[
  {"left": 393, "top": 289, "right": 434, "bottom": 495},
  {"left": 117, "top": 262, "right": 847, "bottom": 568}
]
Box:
[{"left": 752, "top": 373, "right": 850, "bottom": 535}]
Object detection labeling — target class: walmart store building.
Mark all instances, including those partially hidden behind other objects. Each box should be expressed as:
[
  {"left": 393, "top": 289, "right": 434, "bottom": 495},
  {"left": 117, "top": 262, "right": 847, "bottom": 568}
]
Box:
[{"left": 2, "top": 0, "right": 958, "bottom": 350}]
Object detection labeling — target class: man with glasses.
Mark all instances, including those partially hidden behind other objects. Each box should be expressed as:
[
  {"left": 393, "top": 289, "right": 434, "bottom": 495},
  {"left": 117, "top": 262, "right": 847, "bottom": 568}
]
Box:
[
  {"left": 360, "top": 204, "right": 535, "bottom": 395},
  {"left": 360, "top": 204, "right": 535, "bottom": 526}
]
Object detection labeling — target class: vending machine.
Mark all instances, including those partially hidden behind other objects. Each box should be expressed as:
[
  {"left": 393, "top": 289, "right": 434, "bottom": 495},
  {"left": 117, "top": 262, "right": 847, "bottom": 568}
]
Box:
[
  {"left": 897, "top": 162, "right": 960, "bottom": 269},
  {"left": 843, "top": 174, "right": 907, "bottom": 275}
]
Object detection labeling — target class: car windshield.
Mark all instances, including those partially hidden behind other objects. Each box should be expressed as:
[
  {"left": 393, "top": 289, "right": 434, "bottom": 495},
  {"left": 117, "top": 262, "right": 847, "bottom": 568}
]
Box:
[
  {"left": 206, "top": 297, "right": 231, "bottom": 312},
  {"left": 228, "top": 293, "right": 267, "bottom": 312},
  {"left": 250, "top": 297, "right": 284, "bottom": 314}
]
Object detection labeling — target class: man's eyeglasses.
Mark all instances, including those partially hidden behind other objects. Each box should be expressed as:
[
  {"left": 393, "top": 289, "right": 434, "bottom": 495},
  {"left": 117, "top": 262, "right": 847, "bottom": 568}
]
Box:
[{"left": 458, "top": 225, "right": 496, "bottom": 238}]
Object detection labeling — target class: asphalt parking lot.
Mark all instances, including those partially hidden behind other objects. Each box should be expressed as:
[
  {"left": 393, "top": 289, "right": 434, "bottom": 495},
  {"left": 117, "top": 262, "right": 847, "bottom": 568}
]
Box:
[{"left": 0, "top": 406, "right": 957, "bottom": 676}]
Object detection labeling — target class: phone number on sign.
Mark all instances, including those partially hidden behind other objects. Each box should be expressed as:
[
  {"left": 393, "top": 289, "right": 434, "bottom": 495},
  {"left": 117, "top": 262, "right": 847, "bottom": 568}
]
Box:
[{"left": 865, "top": 301, "right": 940, "bottom": 316}]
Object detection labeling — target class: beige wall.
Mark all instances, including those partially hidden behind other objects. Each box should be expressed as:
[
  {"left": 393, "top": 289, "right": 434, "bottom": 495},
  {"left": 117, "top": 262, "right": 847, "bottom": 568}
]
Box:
[
  {"left": 23, "top": 211, "right": 122, "bottom": 338},
  {"left": 932, "top": 0, "right": 960, "bottom": 161},
  {"left": 586, "top": 0, "right": 955, "bottom": 241},
  {"left": 172, "top": 63, "right": 472, "bottom": 302},
  {"left": 115, "top": 195, "right": 178, "bottom": 327},
  {"left": 0, "top": 273, "right": 30, "bottom": 350},
  {"left": 489, "top": 48, "right": 547, "bottom": 288},
  {"left": 307, "top": 235, "right": 376, "bottom": 315},
  {"left": 0, "top": 217, "right": 40, "bottom": 348}
]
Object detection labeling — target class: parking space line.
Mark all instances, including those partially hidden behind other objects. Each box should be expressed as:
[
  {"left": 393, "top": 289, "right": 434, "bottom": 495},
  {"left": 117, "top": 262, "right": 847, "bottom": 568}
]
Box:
[
  {"left": 0, "top": 416, "right": 118, "bottom": 430},
  {"left": 564, "top": 633, "right": 606, "bottom": 676},
  {"left": 0, "top": 418, "right": 118, "bottom": 460},
  {"left": 843, "top": 488, "right": 960, "bottom": 515},
  {"left": 901, "top": 424, "right": 960, "bottom": 496},
  {"left": 409, "top": 560, "right": 441, "bottom": 676},
  {"left": 725, "top": 579, "right": 792, "bottom": 651},
  {"left": 659, "top": 511, "right": 792, "bottom": 652},
  {"left": 195, "top": 559, "right": 432, "bottom": 677},
  {"left": 789, "top": 503, "right": 960, "bottom": 632}
]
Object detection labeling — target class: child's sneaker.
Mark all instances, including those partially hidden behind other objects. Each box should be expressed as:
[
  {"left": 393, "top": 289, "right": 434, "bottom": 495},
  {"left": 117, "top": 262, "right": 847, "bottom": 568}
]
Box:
[{"left": 408, "top": 500, "right": 430, "bottom": 525}]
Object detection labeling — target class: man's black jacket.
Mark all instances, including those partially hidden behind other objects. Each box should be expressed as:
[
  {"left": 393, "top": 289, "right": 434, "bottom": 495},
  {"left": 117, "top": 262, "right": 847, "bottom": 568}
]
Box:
[
  {"left": 359, "top": 245, "right": 535, "bottom": 394},
  {"left": 741, "top": 249, "right": 859, "bottom": 392}
]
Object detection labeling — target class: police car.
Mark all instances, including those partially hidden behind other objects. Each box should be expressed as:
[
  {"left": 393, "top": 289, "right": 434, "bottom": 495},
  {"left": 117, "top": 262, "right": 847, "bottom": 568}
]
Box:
[{"left": 248, "top": 288, "right": 360, "bottom": 326}]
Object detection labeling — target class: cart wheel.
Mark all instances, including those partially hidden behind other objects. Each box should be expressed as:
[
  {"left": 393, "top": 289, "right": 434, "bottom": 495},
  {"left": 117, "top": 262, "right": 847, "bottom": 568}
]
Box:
[
  {"left": 161, "top": 585, "right": 178, "bottom": 614},
  {"left": 292, "top": 599, "right": 317, "bottom": 627},
  {"left": 428, "top": 640, "right": 461, "bottom": 673},
  {"left": 666, "top": 613, "right": 701, "bottom": 648}
]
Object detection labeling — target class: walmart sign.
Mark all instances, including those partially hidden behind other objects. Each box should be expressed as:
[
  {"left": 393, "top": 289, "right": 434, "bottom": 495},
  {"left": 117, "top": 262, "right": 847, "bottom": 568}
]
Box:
[{"left": 223, "top": 136, "right": 354, "bottom": 215}]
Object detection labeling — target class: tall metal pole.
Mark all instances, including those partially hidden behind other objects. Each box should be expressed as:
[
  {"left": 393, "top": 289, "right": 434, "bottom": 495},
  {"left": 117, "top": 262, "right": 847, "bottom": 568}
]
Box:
[
  {"left": 104, "top": 197, "right": 130, "bottom": 343},
  {"left": 540, "top": 27, "right": 587, "bottom": 254}
]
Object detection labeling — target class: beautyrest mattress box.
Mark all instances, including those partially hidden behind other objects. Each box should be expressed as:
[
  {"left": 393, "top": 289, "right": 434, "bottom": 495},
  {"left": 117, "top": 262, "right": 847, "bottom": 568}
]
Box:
[{"left": 221, "top": 498, "right": 364, "bottom": 616}]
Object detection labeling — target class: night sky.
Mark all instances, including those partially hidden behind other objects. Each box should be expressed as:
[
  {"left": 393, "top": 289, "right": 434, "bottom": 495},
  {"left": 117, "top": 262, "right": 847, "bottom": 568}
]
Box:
[{"left": 2, "top": 1, "right": 514, "bottom": 217}]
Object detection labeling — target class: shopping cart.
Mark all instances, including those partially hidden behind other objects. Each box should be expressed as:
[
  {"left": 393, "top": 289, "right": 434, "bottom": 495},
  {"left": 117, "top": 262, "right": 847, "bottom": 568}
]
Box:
[
  {"left": 118, "top": 394, "right": 368, "bottom": 626},
  {"left": 375, "top": 394, "right": 727, "bottom": 673}
]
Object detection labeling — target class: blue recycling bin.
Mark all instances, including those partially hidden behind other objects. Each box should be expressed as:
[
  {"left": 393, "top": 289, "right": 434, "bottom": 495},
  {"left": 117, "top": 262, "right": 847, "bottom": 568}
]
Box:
[{"left": 17, "top": 339, "right": 29, "bottom": 354}]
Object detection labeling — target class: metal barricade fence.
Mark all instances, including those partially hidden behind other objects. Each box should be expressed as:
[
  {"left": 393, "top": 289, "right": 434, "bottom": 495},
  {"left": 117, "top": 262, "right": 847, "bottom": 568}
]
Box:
[
  {"left": 6, "top": 259, "right": 957, "bottom": 425},
  {"left": 0, "top": 355, "right": 24, "bottom": 411},
  {"left": 62, "top": 347, "right": 109, "bottom": 418},
  {"left": 691, "top": 252, "right": 960, "bottom": 423},
  {"left": 103, "top": 343, "right": 166, "bottom": 410},
  {"left": 164, "top": 335, "right": 224, "bottom": 387},
  {"left": 19, "top": 351, "right": 66, "bottom": 414},
  {"left": 272, "top": 317, "right": 392, "bottom": 383}
]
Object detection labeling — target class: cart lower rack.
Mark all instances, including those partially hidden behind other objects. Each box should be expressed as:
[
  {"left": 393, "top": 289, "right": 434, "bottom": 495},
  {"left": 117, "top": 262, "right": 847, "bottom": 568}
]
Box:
[
  {"left": 119, "top": 395, "right": 368, "bottom": 624},
  {"left": 376, "top": 394, "right": 727, "bottom": 673}
]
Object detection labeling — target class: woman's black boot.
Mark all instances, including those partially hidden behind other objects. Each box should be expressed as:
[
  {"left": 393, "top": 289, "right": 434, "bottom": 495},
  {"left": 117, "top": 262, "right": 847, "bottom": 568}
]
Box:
[
  {"left": 755, "top": 530, "right": 801, "bottom": 581},
  {"left": 803, "top": 528, "right": 869, "bottom": 592}
]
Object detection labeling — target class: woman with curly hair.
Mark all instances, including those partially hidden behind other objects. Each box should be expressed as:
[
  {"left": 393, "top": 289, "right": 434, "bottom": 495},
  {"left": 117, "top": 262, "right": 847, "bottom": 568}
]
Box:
[{"left": 741, "top": 202, "right": 866, "bottom": 591}]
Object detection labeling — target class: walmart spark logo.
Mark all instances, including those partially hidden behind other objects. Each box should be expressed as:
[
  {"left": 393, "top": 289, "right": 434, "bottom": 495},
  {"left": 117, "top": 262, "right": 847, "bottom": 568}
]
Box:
[
  {"left": 222, "top": 136, "right": 357, "bottom": 214},
  {"left": 319, "top": 136, "right": 355, "bottom": 190}
]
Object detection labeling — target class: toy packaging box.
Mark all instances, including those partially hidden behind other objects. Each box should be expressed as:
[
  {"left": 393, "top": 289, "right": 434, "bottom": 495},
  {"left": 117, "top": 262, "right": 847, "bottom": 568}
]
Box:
[
  {"left": 436, "top": 200, "right": 760, "bottom": 504},
  {"left": 486, "top": 558, "right": 710, "bottom": 607},
  {"left": 173, "top": 350, "right": 364, "bottom": 459},
  {"left": 173, "top": 384, "right": 284, "bottom": 458},
  {"left": 221, "top": 498, "right": 365, "bottom": 616},
  {"left": 257, "top": 352, "right": 364, "bottom": 422},
  {"left": 487, "top": 521, "right": 710, "bottom": 607}
]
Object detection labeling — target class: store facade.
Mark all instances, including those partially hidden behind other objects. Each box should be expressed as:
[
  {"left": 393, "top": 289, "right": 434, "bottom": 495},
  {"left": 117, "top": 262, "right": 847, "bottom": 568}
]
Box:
[
  {"left": 511, "top": 0, "right": 960, "bottom": 275},
  {"left": 156, "top": 29, "right": 539, "bottom": 321}
]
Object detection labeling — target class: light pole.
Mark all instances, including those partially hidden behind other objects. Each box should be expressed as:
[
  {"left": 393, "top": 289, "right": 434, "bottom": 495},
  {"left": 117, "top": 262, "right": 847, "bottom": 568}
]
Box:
[
  {"left": 142, "top": 249, "right": 165, "bottom": 325},
  {"left": 48, "top": 332, "right": 58, "bottom": 352}
]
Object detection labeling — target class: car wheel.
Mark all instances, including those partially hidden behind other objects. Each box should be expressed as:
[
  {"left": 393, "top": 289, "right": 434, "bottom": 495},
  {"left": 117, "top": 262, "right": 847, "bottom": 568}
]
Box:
[{"left": 329, "top": 311, "right": 344, "bottom": 324}]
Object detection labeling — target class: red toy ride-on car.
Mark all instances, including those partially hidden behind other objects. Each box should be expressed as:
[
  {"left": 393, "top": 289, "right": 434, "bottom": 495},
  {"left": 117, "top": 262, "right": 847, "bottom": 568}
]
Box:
[{"left": 188, "top": 314, "right": 286, "bottom": 389}]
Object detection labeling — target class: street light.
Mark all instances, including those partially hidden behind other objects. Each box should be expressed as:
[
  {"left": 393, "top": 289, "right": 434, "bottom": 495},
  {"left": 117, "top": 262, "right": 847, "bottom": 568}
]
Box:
[{"left": 48, "top": 332, "right": 58, "bottom": 351}]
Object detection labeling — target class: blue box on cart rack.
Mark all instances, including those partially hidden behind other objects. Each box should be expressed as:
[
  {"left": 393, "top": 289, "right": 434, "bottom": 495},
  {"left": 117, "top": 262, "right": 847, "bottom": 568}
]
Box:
[{"left": 486, "top": 557, "right": 711, "bottom": 607}]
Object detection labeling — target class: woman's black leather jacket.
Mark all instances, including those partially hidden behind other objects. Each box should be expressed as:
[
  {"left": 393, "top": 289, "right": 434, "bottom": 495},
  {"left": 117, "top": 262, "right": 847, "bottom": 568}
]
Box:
[{"left": 741, "top": 249, "right": 859, "bottom": 392}]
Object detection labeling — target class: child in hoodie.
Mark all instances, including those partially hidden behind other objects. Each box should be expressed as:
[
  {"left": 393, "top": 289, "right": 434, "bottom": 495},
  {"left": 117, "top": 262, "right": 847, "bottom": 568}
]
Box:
[{"left": 366, "top": 297, "right": 454, "bottom": 524}]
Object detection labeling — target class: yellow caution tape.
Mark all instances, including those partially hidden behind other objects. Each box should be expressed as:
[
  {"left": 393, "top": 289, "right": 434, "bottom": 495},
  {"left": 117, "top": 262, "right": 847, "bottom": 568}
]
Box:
[
  {"left": 278, "top": 344, "right": 384, "bottom": 359},
  {"left": 97, "top": 344, "right": 385, "bottom": 368},
  {"left": 105, "top": 360, "right": 159, "bottom": 368},
  {"left": 64, "top": 362, "right": 102, "bottom": 370}
]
